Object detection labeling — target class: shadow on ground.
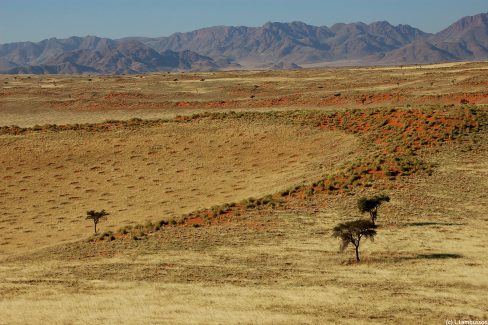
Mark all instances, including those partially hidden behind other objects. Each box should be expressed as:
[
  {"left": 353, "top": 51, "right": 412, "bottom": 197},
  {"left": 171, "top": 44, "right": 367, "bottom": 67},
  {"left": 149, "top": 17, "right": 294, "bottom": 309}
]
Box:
[
  {"left": 367, "top": 252, "right": 464, "bottom": 264},
  {"left": 415, "top": 253, "right": 463, "bottom": 259},
  {"left": 407, "top": 222, "right": 465, "bottom": 227}
]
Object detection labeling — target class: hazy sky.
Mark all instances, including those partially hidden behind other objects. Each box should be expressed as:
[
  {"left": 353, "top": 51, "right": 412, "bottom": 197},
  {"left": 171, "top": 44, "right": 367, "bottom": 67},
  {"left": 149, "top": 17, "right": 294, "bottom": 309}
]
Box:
[{"left": 1, "top": 0, "right": 487, "bottom": 43}]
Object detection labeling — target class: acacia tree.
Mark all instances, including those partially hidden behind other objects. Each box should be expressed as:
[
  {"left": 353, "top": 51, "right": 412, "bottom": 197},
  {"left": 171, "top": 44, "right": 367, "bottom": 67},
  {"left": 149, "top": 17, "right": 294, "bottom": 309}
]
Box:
[
  {"left": 333, "top": 219, "right": 377, "bottom": 262},
  {"left": 357, "top": 195, "right": 390, "bottom": 225},
  {"left": 86, "top": 209, "right": 109, "bottom": 234}
]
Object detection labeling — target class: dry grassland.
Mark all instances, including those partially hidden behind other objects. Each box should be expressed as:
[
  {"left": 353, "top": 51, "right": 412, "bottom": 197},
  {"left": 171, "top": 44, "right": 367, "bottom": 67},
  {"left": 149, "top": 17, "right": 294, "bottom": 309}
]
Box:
[
  {"left": 0, "top": 140, "right": 486, "bottom": 324},
  {"left": 0, "top": 116, "right": 357, "bottom": 258},
  {"left": 0, "top": 62, "right": 487, "bottom": 324},
  {"left": 1, "top": 61, "right": 488, "bottom": 127}
]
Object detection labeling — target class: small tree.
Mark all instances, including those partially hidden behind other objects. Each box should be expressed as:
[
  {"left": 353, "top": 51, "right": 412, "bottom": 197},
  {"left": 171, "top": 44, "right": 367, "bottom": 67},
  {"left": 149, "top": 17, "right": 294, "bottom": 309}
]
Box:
[
  {"left": 86, "top": 209, "right": 109, "bottom": 234},
  {"left": 357, "top": 194, "right": 390, "bottom": 225},
  {"left": 333, "top": 219, "right": 377, "bottom": 262}
]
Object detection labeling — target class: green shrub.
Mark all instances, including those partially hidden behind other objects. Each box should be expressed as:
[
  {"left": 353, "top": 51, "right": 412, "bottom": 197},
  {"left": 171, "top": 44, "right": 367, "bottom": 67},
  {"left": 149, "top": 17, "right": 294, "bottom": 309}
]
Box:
[
  {"left": 246, "top": 202, "right": 256, "bottom": 209},
  {"left": 157, "top": 219, "right": 169, "bottom": 228},
  {"left": 118, "top": 226, "right": 129, "bottom": 235},
  {"left": 304, "top": 188, "right": 314, "bottom": 197}
]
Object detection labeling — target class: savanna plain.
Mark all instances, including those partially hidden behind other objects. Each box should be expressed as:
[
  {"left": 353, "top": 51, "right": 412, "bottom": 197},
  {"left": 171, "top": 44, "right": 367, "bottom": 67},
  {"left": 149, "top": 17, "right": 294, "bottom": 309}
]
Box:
[{"left": 0, "top": 62, "right": 487, "bottom": 324}]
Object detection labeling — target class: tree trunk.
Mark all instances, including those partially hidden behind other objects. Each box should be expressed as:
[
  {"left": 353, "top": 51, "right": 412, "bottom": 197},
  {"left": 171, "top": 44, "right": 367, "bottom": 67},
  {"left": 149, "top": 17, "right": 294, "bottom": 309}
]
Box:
[
  {"left": 94, "top": 221, "right": 97, "bottom": 234},
  {"left": 355, "top": 245, "right": 360, "bottom": 262},
  {"left": 370, "top": 209, "right": 378, "bottom": 225}
]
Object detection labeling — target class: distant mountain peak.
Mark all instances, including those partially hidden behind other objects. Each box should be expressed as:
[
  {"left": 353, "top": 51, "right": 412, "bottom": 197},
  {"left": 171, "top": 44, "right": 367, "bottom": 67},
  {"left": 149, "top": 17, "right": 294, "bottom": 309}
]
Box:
[
  {"left": 456, "top": 12, "right": 488, "bottom": 28},
  {"left": 430, "top": 12, "right": 488, "bottom": 60},
  {"left": 1, "top": 12, "right": 488, "bottom": 74},
  {"left": 435, "top": 12, "right": 488, "bottom": 40}
]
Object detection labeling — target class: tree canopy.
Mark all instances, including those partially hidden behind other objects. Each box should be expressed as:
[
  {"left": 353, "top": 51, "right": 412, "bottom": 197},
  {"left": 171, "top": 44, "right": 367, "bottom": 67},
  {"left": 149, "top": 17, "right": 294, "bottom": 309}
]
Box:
[
  {"left": 357, "top": 194, "right": 390, "bottom": 225},
  {"left": 86, "top": 209, "right": 109, "bottom": 234},
  {"left": 333, "top": 219, "right": 377, "bottom": 262}
]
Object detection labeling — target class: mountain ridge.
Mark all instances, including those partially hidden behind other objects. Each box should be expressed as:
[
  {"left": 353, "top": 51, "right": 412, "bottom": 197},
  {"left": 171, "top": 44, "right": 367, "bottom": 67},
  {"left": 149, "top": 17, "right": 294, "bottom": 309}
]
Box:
[
  {"left": 0, "top": 36, "right": 225, "bottom": 74},
  {"left": 1, "top": 12, "right": 487, "bottom": 74}
]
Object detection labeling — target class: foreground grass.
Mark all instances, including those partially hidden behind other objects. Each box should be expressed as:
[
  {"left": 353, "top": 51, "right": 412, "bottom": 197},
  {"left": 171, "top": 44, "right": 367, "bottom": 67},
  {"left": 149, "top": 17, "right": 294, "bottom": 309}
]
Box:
[{"left": 1, "top": 138, "right": 487, "bottom": 324}]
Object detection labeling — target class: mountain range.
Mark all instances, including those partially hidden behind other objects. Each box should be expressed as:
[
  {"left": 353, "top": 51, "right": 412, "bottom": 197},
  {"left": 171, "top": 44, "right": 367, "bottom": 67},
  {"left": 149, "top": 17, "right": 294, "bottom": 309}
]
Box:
[{"left": 1, "top": 12, "right": 487, "bottom": 74}]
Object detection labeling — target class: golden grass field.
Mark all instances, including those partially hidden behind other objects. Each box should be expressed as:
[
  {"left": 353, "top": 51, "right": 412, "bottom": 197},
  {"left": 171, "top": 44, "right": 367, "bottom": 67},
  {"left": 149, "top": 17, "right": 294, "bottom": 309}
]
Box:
[
  {"left": 0, "top": 61, "right": 487, "bottom": 324},
  {"left": 0, "top": 116, "right": 357, "bottom": 258}
]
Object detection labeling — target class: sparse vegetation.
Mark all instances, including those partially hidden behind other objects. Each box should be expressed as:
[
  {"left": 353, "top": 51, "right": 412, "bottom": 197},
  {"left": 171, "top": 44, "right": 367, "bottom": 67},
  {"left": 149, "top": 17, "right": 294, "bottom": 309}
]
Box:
[
  {"left": 85, "top": 209, "right": 109, "bottom": 234},
  {"left": 1, "top": 62, "right": 487, "bottom": 323},
  {"left": 332, "top": 219, "right": 377, "bottom": 262},
  {"left": 357, "top": 195, "right": 390, "bottom": 225}
]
